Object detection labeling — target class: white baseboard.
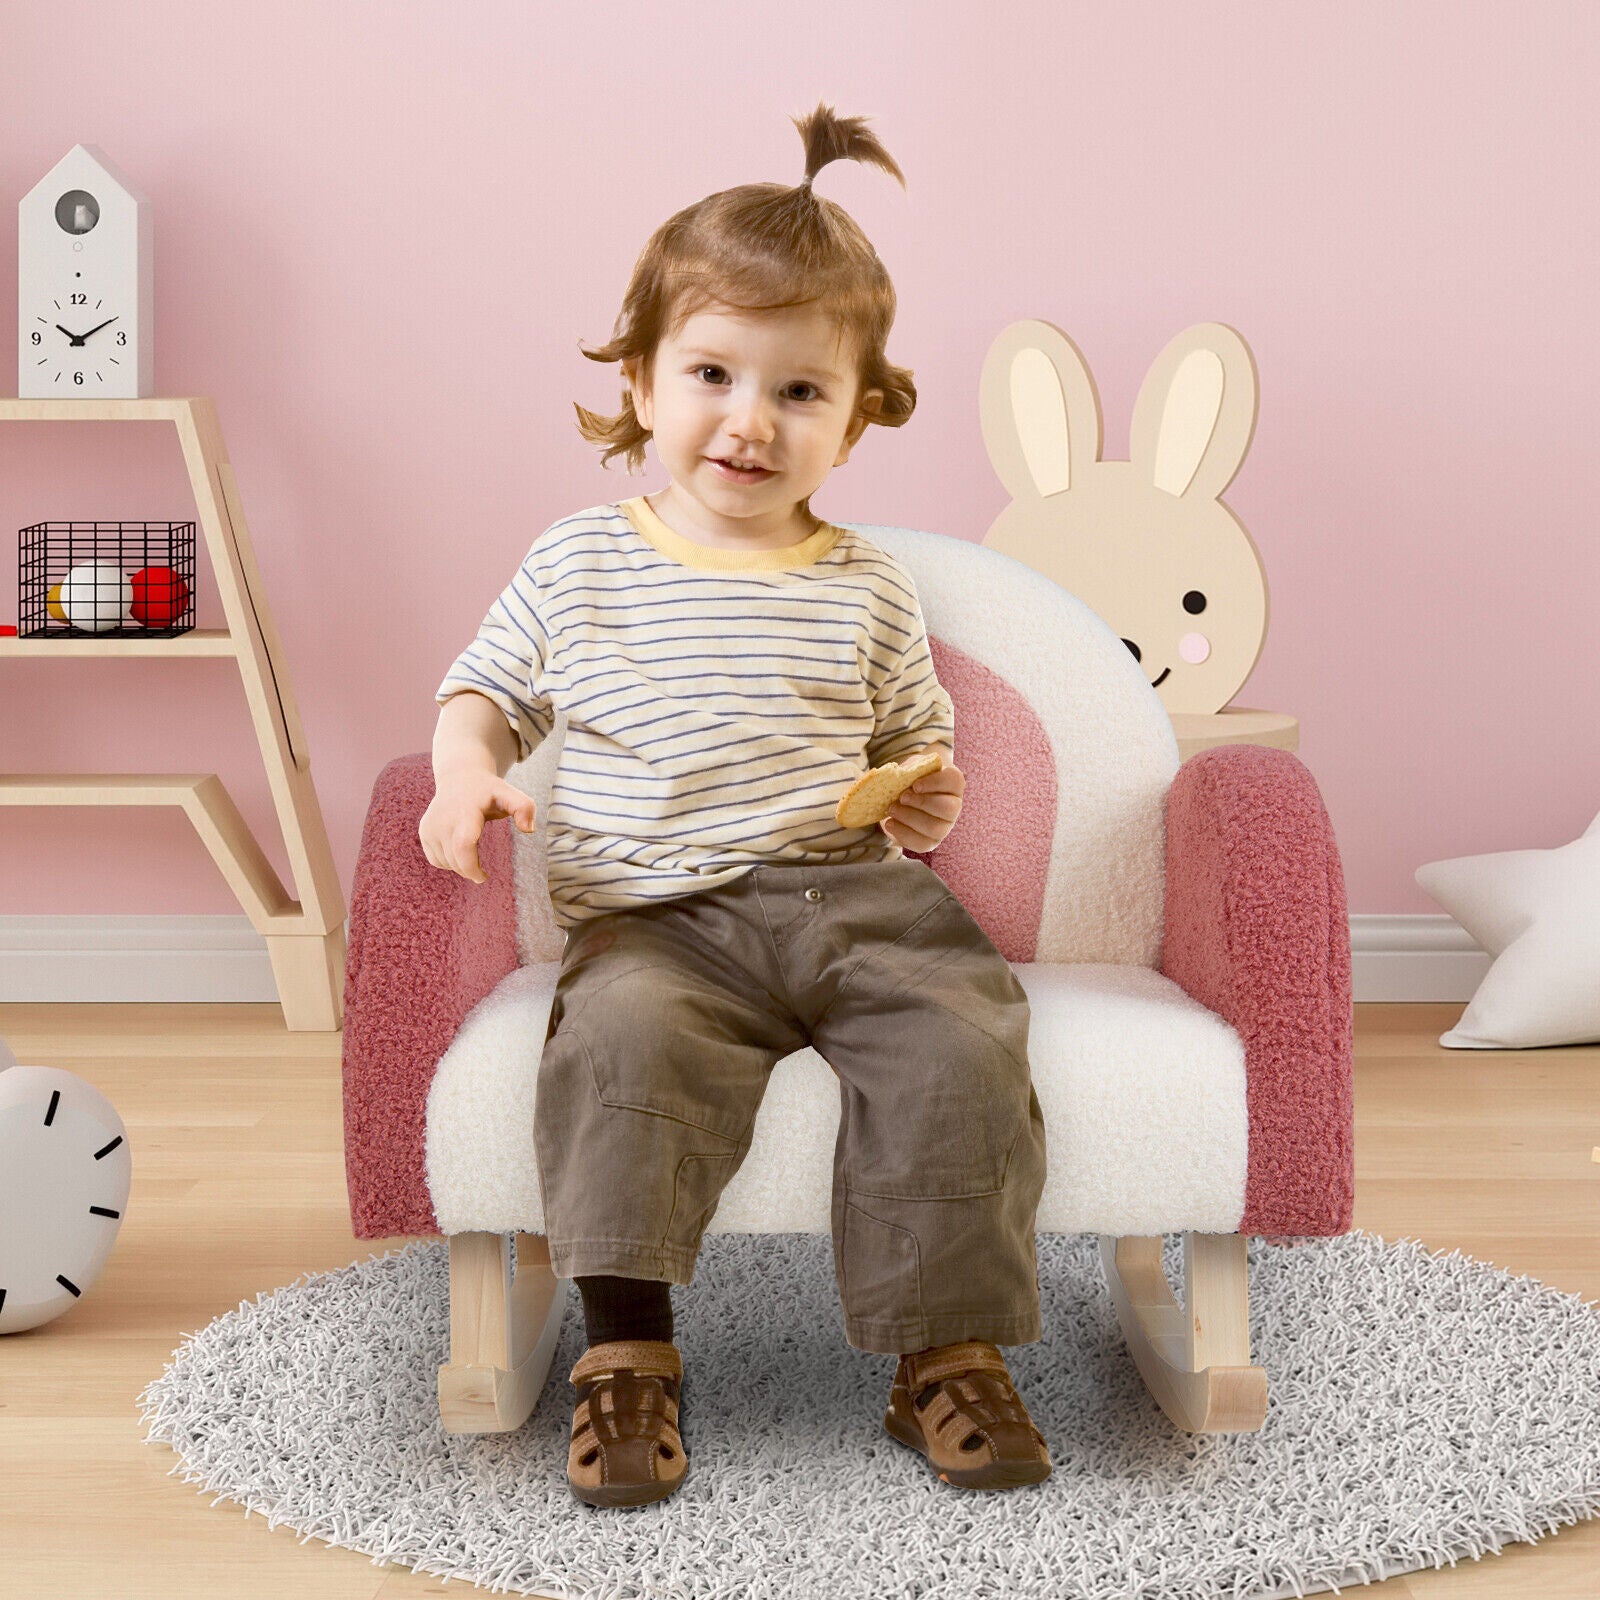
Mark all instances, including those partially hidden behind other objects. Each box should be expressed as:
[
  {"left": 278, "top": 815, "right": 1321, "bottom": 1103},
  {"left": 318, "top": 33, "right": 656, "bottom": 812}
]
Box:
[
  {"left": 1348, "top": 914, "right": 1490, "bottom": 1003},
  {"left": 0, "top": 916, "right": 282, "bottom": 1003},
  {"left": 0, "top": 913, "right": 1486, "bottom": 1006}
]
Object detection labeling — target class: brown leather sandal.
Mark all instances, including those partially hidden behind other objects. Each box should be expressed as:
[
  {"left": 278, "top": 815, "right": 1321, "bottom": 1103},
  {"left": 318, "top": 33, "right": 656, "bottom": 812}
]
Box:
[
  {"left": 884, "top": 1339, "right": 1052, "bottom": 1490},
  {"left": 566, "top": 1338, "right": 689, "bottom": 1508}
]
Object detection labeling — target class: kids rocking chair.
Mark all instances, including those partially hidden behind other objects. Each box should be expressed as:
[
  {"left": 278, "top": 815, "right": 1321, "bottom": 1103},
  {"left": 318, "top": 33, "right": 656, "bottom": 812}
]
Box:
[{"left": 340, "top": 522, "right": 1354, "bottom": 1437}]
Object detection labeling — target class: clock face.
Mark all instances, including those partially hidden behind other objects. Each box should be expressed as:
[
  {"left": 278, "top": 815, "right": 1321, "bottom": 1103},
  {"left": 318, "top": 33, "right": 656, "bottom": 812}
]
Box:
[
  {"left": 0, "top": 1065, "right": 132, "bottom": 1334},
  {"left": 26, "top": 280, "right": 132, "bottom": 391}
]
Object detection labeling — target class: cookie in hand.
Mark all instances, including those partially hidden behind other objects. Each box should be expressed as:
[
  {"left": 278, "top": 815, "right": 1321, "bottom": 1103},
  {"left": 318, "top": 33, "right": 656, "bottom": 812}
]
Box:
[{"left": 835, "top": 750, "right": 946, "bottom": 829}]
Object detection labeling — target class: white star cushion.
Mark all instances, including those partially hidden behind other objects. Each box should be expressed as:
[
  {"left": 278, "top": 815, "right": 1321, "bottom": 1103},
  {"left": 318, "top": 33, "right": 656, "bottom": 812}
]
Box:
[{"left": 1415, "top": 810, "right": 1600, "bottom": 1048}]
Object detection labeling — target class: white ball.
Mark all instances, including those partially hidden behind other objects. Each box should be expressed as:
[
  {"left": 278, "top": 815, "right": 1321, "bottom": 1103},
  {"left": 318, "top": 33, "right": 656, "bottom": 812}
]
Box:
[{"left": 60, "top": 563, "right": 132, "bottom": 632}]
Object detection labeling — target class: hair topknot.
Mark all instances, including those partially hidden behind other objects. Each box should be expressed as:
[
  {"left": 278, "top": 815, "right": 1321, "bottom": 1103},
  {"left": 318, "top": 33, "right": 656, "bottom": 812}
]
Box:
[
  {"left": 574, "top": 101, "right": 917, "bottom": 506},
  {"left": 790, "top": 99, "right": 908, "bottom": 195}
]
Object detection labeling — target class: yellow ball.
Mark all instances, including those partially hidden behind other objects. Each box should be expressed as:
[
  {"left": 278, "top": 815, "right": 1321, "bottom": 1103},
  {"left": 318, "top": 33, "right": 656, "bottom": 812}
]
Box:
[{"left": 47, "top": 582, "right": 68, "bottom": 623}]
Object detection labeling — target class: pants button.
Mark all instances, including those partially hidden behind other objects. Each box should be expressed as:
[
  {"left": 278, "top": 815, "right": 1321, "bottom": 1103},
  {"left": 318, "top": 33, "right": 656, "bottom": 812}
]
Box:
[{"left": 804, "top": 887, "right": 823, "bottom": 902}]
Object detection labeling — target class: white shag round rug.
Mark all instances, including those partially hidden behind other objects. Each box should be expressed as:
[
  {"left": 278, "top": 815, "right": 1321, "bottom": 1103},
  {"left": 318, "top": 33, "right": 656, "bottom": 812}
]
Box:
[{"left": 138, "top": 1230, "right": 1600, "bottom": 1600}]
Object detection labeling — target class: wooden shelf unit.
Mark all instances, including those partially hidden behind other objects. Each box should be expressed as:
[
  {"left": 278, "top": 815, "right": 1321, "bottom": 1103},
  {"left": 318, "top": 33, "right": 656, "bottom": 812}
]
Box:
[
  {"left": 0, "top": 396, "right": 345, "bottom": 1031},
  {"left": 0, "top": 626, "right": 235, "bottom": 657}
]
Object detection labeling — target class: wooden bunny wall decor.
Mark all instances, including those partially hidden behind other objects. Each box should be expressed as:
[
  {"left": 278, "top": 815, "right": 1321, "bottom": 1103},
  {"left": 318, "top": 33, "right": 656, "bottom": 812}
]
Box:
[{"left": 980, "top": 320, "right": 1267, "bottom": 716}]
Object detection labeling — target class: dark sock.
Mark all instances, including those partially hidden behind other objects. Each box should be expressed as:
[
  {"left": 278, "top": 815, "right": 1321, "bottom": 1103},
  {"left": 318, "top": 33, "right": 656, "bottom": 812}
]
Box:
[{"left": 576, "top": 1273, "right": 674, "bottom": 1346}]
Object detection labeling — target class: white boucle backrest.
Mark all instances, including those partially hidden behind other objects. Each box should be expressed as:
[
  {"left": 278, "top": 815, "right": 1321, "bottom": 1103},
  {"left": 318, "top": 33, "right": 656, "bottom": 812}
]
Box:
[{"left": 507, "top": 524, "right": 1180, "bottom": 967}]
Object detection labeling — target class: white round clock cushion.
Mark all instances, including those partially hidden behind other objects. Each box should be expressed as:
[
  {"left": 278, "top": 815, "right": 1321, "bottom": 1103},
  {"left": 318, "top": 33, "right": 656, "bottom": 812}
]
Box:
[{"left": 0, "top": 1061, "right": 132, "bottom": 1334}]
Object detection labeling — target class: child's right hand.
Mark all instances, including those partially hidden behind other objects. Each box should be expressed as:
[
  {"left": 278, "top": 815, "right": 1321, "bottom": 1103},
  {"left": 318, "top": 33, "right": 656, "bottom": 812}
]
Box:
[{"left": 419, "top": 771, "right": 537, "bottom": 884}]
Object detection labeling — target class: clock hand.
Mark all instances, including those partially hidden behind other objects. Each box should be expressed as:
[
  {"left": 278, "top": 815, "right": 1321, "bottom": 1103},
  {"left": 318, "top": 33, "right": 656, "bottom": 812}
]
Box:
[{"left": 52, "top": 317, "right": 119, "bottom": 347}]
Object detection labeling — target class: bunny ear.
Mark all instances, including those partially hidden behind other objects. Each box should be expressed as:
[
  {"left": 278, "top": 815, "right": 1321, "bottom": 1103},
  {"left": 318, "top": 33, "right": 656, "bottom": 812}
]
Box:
[
  {"left": 979, "top": 319, "right": 1102, "bottom": 502},
  {"left": 1129, "top": 322, "right": 1259, "bottom": 501}
]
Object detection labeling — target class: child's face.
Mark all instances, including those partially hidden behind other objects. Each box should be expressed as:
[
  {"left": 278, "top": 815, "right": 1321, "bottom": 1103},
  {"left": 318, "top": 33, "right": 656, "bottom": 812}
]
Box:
[{"left": 623, "top": 303, "right": 884, "bottom": 538}]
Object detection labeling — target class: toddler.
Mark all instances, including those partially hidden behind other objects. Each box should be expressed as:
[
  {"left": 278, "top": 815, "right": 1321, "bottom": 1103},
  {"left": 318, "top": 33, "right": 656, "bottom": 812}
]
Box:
[{"left": 421, "top": 101, "right": 1051, "bottom": 1507}]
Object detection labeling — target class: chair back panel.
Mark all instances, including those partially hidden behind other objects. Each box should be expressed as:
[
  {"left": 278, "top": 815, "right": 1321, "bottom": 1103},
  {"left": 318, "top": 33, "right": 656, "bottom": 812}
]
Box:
[
  {"left": 912, "top": 636, "right": 1055, "bottom": 960},
  {"left": 508, "top": 525, "right": 1179, "bottom": 966}
]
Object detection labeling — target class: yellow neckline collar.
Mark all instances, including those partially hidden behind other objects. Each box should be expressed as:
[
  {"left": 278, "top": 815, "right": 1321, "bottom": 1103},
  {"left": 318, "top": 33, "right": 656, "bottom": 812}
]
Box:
[{"left": 619, "top": 495, "right": 843, "bottom": 572}]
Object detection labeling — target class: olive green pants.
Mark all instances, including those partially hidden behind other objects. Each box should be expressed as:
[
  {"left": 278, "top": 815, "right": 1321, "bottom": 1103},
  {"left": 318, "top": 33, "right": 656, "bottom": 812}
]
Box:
[{"left": 533, "top": 857, "right": 1047, "bottom": 1354}]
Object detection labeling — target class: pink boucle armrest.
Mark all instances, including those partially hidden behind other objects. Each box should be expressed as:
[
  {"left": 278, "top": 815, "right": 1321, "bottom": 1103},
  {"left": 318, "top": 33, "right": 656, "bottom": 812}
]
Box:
[
  {"left": 1160, "top": 744, "right": 1355, "bottom": 1238},
  {"left": 341, "top": 752, "right": 520, "bottom": 1239}
]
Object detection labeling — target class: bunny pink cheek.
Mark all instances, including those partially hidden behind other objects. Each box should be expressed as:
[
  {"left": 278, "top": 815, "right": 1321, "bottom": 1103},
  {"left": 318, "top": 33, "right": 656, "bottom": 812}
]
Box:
[{"left": 1179, "top": 632, "right": 1211, "bottom": 665}]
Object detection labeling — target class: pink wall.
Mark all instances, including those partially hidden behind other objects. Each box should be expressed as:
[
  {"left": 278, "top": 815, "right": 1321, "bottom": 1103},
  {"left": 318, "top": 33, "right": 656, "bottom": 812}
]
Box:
[{"left": 2, "top": 2, "right": 1596, "bottom": 918}]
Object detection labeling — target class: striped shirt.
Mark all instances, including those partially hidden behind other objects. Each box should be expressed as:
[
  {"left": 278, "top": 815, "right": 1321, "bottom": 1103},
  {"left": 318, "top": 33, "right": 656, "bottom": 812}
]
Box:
[{"left": 436, "top": 495, "right": 955, "bottom": 929}]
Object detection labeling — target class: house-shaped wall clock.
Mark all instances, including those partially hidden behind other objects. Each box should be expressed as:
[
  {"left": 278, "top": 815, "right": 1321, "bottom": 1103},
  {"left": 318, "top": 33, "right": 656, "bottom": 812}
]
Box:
[{"left": 18, "top": 144, "right": 153, "bottom": 399}]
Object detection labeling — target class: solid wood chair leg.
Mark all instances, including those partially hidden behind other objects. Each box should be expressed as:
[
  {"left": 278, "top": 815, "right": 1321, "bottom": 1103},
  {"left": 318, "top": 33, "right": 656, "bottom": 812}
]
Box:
[
  {"left": 263, "top": 927, "right": 346, "bottom": 1032},
  {"left": 1098, "top": 1231, "right": 1268, "bottom": 1433},
  {"left": 438, "top": 1231, "right": 569, "bottom": 1434}
]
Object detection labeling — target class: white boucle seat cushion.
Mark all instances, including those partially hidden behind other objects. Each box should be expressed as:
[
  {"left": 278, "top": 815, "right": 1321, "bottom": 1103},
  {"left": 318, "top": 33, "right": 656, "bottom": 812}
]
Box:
[{"left": 425, "top": 963, "right": 1249, "bottom": 1240}]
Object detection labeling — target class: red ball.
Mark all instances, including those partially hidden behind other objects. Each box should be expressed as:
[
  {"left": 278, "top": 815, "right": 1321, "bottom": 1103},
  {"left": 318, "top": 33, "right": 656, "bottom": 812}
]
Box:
[{"left": 129, "top": 566, "right": 191, "bottom": 627}]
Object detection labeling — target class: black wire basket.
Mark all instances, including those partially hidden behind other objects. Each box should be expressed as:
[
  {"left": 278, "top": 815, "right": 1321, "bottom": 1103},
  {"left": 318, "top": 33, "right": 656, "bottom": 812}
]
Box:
[{"left": 18, "top": 521, "right": 197, "bottom": 638}]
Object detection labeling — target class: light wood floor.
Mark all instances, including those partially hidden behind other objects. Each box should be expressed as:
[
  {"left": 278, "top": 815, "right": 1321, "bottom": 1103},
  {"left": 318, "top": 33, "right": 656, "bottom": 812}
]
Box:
[{"left": 1, "top": 1002, "right": 1596, "bottom": 1599}]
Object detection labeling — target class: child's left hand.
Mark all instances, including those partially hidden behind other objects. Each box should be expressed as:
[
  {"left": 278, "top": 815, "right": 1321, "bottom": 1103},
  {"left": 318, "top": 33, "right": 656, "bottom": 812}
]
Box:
[{"left": 881, "top": 745, "right": 964, "bottom": 852}]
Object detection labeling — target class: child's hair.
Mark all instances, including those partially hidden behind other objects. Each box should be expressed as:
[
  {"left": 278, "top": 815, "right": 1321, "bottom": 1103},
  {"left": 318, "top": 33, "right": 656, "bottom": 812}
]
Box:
[{"left": 575, "top": 101, "right": 917, "bottom": 514}]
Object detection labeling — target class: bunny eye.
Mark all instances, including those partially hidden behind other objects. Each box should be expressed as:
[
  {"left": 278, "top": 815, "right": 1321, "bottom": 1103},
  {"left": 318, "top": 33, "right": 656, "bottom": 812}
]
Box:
[{"left": 1182, "top": 591, "right": 1208, "bottom": 615}]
